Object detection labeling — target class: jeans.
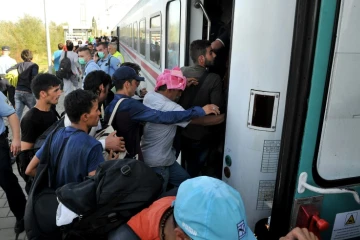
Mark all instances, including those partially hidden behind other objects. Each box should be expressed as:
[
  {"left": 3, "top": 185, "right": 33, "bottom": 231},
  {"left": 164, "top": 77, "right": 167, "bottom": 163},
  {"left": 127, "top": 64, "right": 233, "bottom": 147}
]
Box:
[
  {"left": 15, "top": 91, "right": 36, "bottom": 119},
  {"left": 181, "top": 136, "right": 210, "bottom": 177},
  {"left": 152, "top": 161, "right": 190, "bottom": 193},
  {"left": 0, "top": 135, "right": 26, "bottom": 220},
  {"left": 63, "top": 75, "right": 79, "bottom": 96}
]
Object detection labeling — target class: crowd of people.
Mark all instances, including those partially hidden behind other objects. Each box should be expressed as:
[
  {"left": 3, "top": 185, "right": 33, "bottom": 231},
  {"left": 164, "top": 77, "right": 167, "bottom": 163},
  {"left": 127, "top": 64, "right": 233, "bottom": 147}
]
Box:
[{"left": 0, "top": 36, "right": 318, "bottom": 239}]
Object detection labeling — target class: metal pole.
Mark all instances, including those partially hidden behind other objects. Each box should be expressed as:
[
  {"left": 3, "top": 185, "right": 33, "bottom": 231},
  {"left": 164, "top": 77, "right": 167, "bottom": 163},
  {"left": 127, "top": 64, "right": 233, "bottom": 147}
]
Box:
[{"left": 44, "top": 0, "right": 52, "bottom": 74}]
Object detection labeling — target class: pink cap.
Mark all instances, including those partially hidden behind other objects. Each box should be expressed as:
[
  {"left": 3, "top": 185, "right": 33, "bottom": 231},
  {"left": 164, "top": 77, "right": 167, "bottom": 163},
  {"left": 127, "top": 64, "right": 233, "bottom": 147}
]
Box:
[{"left": 155, "top": 67, "right": 187, "bottom": 91}]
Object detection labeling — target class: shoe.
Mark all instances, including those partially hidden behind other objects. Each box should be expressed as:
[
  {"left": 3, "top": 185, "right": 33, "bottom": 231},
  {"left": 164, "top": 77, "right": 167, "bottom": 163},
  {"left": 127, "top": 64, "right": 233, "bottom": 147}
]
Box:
[{"left": 14, "top": 218, "right": 25, "bottom": 236}]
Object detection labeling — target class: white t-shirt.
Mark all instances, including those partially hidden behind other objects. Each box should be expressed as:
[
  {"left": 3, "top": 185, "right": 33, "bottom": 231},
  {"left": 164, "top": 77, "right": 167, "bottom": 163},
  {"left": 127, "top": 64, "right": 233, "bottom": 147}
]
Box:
[
  {"left": 141, "top": 91, "right": 189, "bottom": 167},
  {"left": 0, "top": 55, "right": 16, "bottom": 75}
]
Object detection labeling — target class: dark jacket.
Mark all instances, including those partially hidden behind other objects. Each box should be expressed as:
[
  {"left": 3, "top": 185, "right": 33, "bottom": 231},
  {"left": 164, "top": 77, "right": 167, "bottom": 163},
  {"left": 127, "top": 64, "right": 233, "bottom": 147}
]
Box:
[
  {"left": 7, "top": 62, "right": 39, "bottom": 92},
  {"left": 179, "top": 65, "right": 224, "bottom": 140}
]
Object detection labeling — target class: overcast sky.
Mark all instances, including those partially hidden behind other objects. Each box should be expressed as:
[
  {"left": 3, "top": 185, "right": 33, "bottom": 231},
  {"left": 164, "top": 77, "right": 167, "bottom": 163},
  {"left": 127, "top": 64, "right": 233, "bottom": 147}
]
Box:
[{"left": 0, "top": 0, "right": 138, "bottom": 31}]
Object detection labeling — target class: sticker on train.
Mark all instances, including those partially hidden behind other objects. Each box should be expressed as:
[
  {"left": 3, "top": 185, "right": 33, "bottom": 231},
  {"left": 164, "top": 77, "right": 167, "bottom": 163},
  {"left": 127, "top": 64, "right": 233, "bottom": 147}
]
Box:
[{"left": 331, "top": 210, "right": 360, "bottom": 240}]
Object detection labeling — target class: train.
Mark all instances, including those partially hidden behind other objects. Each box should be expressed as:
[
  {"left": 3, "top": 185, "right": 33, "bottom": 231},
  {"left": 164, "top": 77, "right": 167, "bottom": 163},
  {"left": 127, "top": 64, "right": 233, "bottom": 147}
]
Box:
[{"left": 112, "top": 0, "right": 360, "bottom": 239}]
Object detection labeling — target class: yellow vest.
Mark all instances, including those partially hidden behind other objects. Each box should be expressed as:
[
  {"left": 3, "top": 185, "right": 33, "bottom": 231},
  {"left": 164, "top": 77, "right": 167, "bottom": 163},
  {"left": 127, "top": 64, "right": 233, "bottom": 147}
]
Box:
[
  {"left": 5, "top": 69, "right": 18, "bottom": 87},
  {"left": 113, "top": 51, "right": 125, "bottom": 64}
]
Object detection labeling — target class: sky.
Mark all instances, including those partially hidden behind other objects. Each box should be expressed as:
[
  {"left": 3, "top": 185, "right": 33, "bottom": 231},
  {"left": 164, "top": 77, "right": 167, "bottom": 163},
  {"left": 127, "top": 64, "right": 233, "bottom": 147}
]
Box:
[{"left": 0, "top": 0, "right": 138, "bottom": 32}]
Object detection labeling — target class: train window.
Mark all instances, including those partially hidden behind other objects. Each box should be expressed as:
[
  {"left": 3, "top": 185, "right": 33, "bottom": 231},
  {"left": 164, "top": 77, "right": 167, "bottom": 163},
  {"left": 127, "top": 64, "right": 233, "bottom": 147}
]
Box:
[
  {"left": 316, "top": 0, "right": 360, "bottom": 182},
  {"left": 150, "top": 14, "right": 161, "bottom": 67},
  {"left": 133, "top": 22, "right": 138, "bottom": 51},
  {"left": 151, "top": 15, "right": 161, "bottom": 28},
  {"left": 139, "top": 19, "right": 146, "bottom": 56},
  {"left": 165, "top": 0, "right": 181, "bottom": 69},
  {"left": 247, "top": 90, "right": 279, "bottom": 132}
]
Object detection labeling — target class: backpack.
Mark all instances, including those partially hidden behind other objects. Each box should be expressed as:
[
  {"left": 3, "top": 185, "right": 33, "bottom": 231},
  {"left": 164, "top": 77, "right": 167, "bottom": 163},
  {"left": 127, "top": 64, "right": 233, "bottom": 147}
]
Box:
[
  {"left": 24, "top": 129, "right": 80, "bottom": 240},
  {"left": 56, "top": 158, "right": 163, "bottom": 240},
  {"left": 56, "top": 51, "right": 73, "bottom": 79}
]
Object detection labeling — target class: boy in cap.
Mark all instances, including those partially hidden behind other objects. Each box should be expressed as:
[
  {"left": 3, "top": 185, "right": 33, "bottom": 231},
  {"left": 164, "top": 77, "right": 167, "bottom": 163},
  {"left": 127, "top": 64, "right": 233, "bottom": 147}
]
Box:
[
  {"left": 142, "top": 67, "right": 224, "bottom": 192},
  {"left": 109, "top": 176, "right": 318, "bottom": 240},
  {"left": 104, "top": 66, "right": 220, "bottom": 161}
]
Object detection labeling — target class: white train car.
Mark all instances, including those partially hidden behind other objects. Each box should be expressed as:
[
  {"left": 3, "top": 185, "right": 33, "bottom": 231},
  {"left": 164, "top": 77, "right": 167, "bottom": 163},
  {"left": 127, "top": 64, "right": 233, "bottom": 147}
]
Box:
[{"left": 113, "top": 0, "right": 360, "bottom": 239}]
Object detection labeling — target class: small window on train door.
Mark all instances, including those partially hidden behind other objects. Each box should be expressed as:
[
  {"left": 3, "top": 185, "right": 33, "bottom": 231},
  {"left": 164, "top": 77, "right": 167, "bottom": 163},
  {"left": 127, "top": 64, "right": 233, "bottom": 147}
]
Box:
[
  {"left": 149, "top": 14, "right": 161, "bottom": 67},
  {"left": 165, "top": 0, "right": 181, "bottom": 69},
  {"left": 133, "top": 22, "right": 138, "bottom": 51},
  {"left": 139, "top": 19, "right": 146, "bottom": 56}
]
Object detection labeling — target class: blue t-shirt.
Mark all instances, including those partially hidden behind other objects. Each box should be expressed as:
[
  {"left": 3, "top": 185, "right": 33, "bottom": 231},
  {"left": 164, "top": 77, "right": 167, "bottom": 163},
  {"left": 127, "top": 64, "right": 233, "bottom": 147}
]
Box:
[
  {"left": 0, "top": 92, "right": 15, "bottom": 134},
  {"left": 53, "top": 50, "right": 63, "bottom": 71},
  {"left": 36, "top": 126, "right": 104, "bottom": 188},
  {"left": 97, "top": 55, "right": 120, "bottom": 77}
]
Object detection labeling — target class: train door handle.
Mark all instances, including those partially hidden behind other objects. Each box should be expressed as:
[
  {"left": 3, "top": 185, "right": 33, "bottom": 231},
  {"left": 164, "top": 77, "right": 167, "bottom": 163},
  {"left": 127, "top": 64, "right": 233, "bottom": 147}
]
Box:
[
  {"left": 194, "top": 1, "right": 212, "bottom": 41},
  {"left": 296, "top": 204, "right": 329, "bottom": 239},
  {"left": 297, "top": 172, "right": 360, "bottom": 204}
]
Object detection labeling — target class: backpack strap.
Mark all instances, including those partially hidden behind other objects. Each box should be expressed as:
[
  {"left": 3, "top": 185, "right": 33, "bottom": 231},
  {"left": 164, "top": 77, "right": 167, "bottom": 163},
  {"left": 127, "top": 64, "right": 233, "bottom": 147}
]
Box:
[
  {"left": 180, "top": 70, "right": 209, "bottom": 109},
  {"left": 49, "top": 130, "right": 81, "bottom": 188},
  {"left": 107, "top": 56, "right": 112, "bottom": 75},
  {"left": 108, "top": 98, "right": 126, "bottom": 126}
]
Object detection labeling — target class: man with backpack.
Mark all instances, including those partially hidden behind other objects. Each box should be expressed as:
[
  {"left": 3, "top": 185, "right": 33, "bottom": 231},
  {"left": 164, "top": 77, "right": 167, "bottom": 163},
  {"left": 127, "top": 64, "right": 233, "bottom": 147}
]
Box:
[
  {"left": 96, "top": 42, "right": 120, "bottom": 77},
  {"left": 25, "top": 89, "right": 114, "bottom": 184},
  {"left": 58, "top": 41, "right": 81, "bottom": 96}
]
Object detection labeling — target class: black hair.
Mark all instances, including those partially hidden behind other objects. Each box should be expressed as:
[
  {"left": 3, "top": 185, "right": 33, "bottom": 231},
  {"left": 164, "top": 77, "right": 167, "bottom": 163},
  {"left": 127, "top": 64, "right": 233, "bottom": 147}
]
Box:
[
  {"left": 121, "top": 62, "right": 141, "bottom": 75},
  {"left": 84, "top": 70, "right": 111, "bottom": 95},
  {"left": 21, "top": 49, "right": 33, "bottom": 62},
  {"left": 189, "top": 40, "right": 211, "bottom": 63},
  {"left": 66, "top": 40, "right": 74, "bottom": 51},
  {"left": 113, "top": 79, "right": 132, "bottom": 91},
  {"left": 64, "top": 89, "right": 98, "bottom": 123},
  {"left": 156, "top": 84, "right": 167, "bottom": 92},
  {"left": 31, "top": 74, "right": 62, "bottom": 99},
  {"left": 97, "top": 42, "right": 108, "bottom": 49}
]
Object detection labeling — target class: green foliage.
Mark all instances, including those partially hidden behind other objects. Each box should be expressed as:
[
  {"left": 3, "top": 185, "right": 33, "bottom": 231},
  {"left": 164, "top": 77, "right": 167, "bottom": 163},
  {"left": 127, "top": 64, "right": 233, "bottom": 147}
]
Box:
[{"left": 0, "top": 15, "right": 65, "bottom": 72}]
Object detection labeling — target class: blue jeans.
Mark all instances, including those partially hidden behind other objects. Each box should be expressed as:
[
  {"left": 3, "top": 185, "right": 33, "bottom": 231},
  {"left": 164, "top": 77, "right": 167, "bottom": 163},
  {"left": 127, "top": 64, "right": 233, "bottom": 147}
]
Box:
[
  {"left": 181, "top": 136, "right": 210, "bottom": 177},
  {"left": 152, "top": 161, "right": 190, "bottom": 193},
  {"left": 15, "top": 91, "right": 36, "bottom": 119}
]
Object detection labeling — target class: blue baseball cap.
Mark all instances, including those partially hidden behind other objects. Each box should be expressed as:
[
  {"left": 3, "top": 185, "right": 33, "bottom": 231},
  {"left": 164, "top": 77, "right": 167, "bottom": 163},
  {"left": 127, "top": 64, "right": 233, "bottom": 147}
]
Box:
[
  {"left": 112, "top": 66, "right": 144, "bottom": 82},
  {"left": 173, "top": 176, "right": 256, "bottom": 240}
]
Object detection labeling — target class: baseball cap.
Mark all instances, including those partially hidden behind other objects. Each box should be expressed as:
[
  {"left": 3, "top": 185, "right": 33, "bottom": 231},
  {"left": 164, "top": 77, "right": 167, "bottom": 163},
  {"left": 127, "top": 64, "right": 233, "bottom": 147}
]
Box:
[
  {"left": 155, "top": 67, "right": 186, "bottom": 91},
  {"left": 173, "top": 176, "right": 256, "bottom": 240},
  {"left": 2, "top": 46, "right": 10, "bottom": 51},
  {"left": 112, "top": 66, "right": 144, "bottom": 82}
]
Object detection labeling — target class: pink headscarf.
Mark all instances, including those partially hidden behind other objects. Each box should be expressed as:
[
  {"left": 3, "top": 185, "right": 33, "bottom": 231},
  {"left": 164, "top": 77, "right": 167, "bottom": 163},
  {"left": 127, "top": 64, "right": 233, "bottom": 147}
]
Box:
[{"left": 155, "top": 67, "right": 187, "bottom": 91}]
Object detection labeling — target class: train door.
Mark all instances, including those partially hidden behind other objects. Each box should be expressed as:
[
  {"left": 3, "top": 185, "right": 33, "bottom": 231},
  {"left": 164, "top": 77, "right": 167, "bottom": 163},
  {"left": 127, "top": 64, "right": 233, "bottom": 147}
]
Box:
[
  {"left": 270, "top": 1, "right": 360, "bottom": 239},
  {"left": 221, "top": 0, "right": 298, "bottom": 232}
]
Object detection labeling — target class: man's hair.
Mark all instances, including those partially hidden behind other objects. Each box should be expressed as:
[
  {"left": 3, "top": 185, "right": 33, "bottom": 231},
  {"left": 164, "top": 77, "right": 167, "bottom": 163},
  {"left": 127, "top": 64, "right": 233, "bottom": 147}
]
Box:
[
  {"left": 97, "top": 42, "right": 108, "bottom": 49},
  {"left": 21, "top": 49, "right": 33, "bottom": 62},
  {"left": 156, "top": 84, "right": 167, "bottom": 92},
  {"left": 78, "top": 40, "right": 82, "bottom": 44},
  {"left": 189, "top": 40, "right": 211, "bottom": 63},
  {"left": 31, "top": 74, "right": 62, "bottom": 99},
  {"left": 121, "top": 62, "right": 141, "bottom": 75},
  {"left": 113, "top": 79, "right": 132, "bottom": 91},
  {"left": 58, "top": 43, "right": 64, "bottom": 50},
  {"left": 64, "top": 89, "right": 98, "bottom": 123},
  {"left": 108, "top": 42, "right": 117, "bottom": 50},
  {"left": 66, "top": 40, "right": 74, "bottom": 51},
  {"left": 88, "top": 43, "right": 93, "bottom": 47},
  {"left": 84, "top": 70, "right": 111, "bottom": 95},
  {"left": 78, "top": 47, "right": 91, "bottom": 56}
]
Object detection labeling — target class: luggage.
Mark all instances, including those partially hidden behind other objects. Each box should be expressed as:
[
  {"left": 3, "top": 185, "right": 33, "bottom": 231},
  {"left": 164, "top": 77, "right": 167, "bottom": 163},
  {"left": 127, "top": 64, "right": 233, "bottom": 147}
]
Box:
[
  {"left": 56, "top": 51, "right": 72, "bottom": 79},
  {"left": 56, "top": 158, "right": 163, "bottom": 239}
]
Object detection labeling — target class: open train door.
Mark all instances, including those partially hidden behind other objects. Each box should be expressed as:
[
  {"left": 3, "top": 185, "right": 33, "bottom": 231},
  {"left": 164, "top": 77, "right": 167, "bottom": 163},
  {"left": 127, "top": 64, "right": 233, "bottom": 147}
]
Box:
[
  {"left": 270, "top": 0, "right": 360, "bottom": 239},
  {"left": 221, "top": 0, "right": 298, "bottom": 235}
]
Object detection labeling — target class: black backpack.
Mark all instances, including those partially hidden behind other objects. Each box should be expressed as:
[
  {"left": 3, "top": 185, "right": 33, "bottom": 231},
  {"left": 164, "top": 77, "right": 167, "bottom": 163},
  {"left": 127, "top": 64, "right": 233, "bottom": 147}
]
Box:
[
  {"left": 24, "top": 129, "right": 80, "bottom": 240},
  {"left": 56, "top": 159, "right": 163, "bottom": 240},
  {"left": 56, "top": 51, "right": 72, "bottom": 79}
]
